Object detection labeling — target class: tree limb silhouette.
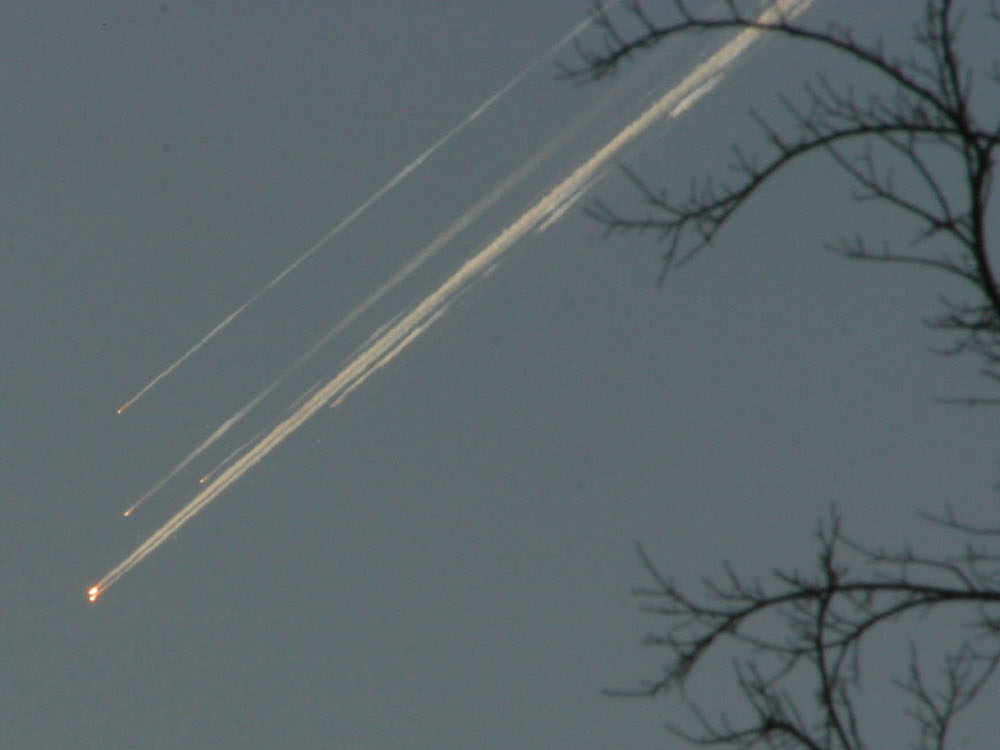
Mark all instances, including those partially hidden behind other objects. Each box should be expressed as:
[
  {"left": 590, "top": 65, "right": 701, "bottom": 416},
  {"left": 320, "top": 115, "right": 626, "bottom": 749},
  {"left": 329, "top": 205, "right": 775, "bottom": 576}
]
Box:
[
  {"left": 567, "top": 2, "right": 1000, "bottom": 746},
  {"left": 562, "top": 0, "right": 1000, "bottom": 386},
  {"left": 608, "top": 510, "right": 1000, "bottom": 749}
]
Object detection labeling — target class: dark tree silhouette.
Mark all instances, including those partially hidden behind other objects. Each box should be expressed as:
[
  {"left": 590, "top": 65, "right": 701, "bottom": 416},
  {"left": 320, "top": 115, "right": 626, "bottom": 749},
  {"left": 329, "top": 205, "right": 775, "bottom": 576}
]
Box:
[
  {"left": 562, "top": 0, "right": 1000, "bottom": 391},
  {"left": 562, "top": 1, "right": 1000, "bottom": 747}
]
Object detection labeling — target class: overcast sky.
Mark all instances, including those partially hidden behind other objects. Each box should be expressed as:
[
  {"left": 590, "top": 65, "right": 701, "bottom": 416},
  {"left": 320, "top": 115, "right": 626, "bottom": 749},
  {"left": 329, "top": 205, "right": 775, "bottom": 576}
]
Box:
[{"left": 3, "top": 2, "right": 999, "bottom": 748}]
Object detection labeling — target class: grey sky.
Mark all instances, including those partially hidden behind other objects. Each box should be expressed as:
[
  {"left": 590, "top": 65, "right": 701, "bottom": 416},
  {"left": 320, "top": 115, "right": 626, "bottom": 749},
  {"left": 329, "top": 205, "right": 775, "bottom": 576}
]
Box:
[{"left": 3, "top": 2, "right": 998, "bottom": 747}]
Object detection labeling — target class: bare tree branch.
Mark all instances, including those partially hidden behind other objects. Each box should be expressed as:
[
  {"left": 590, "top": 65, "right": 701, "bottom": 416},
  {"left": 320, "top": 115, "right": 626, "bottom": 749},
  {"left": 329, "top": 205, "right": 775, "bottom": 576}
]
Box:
[
  {"left": 563, "top": 0, "right": 1000, "bottom": 382},
  {"left": 574, "top": 4, "right": 1000, "bottom": 747},
  {"left": 608, "top": 509, "right": 1000, "bottom": 749}
]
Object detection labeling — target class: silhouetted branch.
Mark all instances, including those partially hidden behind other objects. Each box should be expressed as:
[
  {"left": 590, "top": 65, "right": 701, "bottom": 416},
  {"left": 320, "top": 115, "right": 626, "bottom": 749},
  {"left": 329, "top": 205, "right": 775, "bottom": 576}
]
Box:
[
  {"left": 575, "top": 4, "right": 1000, "bottom": 746},
  {"left": 564, "top": 0, "right": 1000, "bottom": 382},
  {"left": 610, "top": 509, "right": 1000, "bottom": 749}
]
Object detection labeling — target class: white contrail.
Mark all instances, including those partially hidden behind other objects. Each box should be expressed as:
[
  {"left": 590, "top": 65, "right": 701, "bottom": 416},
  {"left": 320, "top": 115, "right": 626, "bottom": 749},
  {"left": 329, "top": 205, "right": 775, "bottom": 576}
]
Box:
[
  {"left": 113, "top": 5, "right": 619, "bottom": 416},
  {"left": 122, "top": 413, "right": 242, "bottom": 517},
  {"left": 535, "top": 169, "right": 608, "bottom": 234},
  {"left": 123, "top": 115, "right": 580, "bottom": 514},
  {"left": 88, "top": 0, "right": 812, "bottom": 602},
  {"left": 669, "top": 73, "right": 722, "bottom": 118}
]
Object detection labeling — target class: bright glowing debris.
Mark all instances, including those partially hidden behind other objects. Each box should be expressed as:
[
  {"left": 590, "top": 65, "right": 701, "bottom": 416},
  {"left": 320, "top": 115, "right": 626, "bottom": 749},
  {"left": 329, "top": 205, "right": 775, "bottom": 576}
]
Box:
[{"left": 89, "top": 0, "right": 811, "bottom": 599}]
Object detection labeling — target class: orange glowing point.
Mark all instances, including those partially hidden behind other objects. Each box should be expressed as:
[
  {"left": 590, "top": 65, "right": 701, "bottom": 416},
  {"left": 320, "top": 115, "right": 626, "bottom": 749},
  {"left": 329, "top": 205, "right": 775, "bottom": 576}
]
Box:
[
  {"left": 87, "top": 586, "right": 101, "bottom": 603},
  {"left": 123, "top": 508, "right": 133, "bottom": 517},
  {"left": 116, "top": 401, "right": 132, "bottom": 415}
]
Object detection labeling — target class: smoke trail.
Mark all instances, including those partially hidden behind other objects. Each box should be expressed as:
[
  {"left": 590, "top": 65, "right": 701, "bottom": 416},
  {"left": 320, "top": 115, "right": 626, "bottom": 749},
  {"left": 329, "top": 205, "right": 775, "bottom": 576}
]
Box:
[
  {"left": 122, "top": 414, "right": 242, "bottom": 517},
  {"left": 115, "top": 4, "right": 621, "bottom": 415},
  {"left": 122, "top": 111, "right": 582, "bottom": 515},
  {"left": 89, "top": 0, "right": 812, "bottom": 601}
]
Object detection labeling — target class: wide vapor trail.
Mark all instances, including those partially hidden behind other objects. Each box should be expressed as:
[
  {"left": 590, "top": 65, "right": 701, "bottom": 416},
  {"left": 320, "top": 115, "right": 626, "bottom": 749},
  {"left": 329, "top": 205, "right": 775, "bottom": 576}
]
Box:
[
  {"left": 121, "top": 414, "right": 242, "bottom": 517},
  {"left": 88, "top": 0, "right": 811, "bottom": 602},
  {"left": 113, "top": 6, "right": 618, "bottom": 416},
  {"left": 124, "top": 119, "right": 576, "bottom": 516}
]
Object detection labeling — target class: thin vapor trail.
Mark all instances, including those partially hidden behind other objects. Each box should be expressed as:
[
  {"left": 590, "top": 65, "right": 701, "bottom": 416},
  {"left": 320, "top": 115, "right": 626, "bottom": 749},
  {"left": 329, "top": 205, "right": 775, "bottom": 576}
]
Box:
[
  {"left": 89, "top": 0, "right": 812, "bottom": 602},
  {"left": 122, "top": 414, "right": 242, "bottom": 517},
  {"left": 124, "top": 122, "right": 572, "bottom": 514},
  {"left": 197, "top": 378, "right": 328, "bottom": 487},
  {"left": 114, "top": 5, "right": 618, "bottom": 416},
  {"left": 535, "top": 170, "right": 607, "bottom": 234},
  {"left": 124, "top": 81, "right": 607, "bottom": 515}
]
